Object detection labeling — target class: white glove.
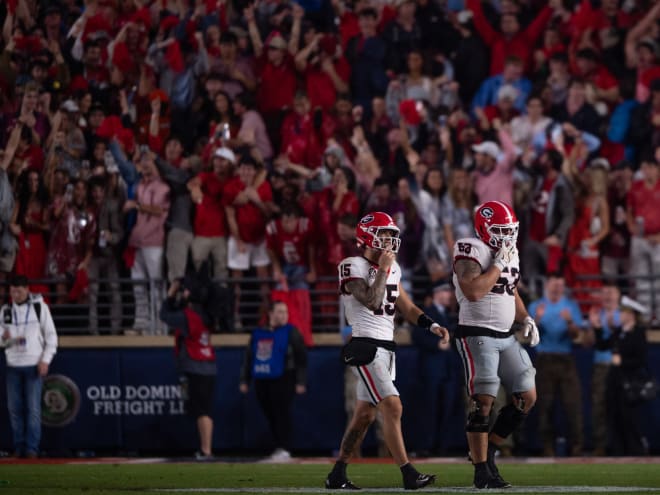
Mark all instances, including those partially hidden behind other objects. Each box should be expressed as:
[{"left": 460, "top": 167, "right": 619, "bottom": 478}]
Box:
[
  {"left": 523, "top": 316, "right": 540, "bottom": 347},
  {"left": 493, "top": 243, "right": 517, "bottom": 271}
]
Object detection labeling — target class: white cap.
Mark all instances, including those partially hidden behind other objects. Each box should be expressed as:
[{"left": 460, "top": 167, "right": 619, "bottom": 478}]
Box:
[
  {"left": 497, "top": 84, "right": 518, "bottom": 102},
  {"left": 60, "top": 99, "right": 80, "bottom": 113},
  {"left": 214, "top": 147, "right": 236, "bottom": 164},
  {"left": 457, "top": 10, "right": 473, "bottom": 24},
  {"left": 472, "top": 141, "right": 500, "bottom": 160},
  {"left": 620, "top": 295, "right": 649, "bottom": 314},
  {"left": 589, "top": 157, "right": 610, "bottom": 171}
]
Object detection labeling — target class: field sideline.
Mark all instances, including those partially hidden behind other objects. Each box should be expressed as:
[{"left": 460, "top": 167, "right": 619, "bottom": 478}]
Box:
[{"left": 1, "top": 459, "right": 660, "bottom": 495}]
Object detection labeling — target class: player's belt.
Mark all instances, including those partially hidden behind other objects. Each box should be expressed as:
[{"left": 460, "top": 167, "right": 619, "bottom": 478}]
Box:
[
  {"left": 455, "top": 325, "right": 514, "bottom": 339},
  {"left": 350, "top": 337, "right": 396, "bottom": 351}
]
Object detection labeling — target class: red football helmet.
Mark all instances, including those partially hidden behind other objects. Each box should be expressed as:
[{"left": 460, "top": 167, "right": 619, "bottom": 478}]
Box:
[
  {"left": 356, "top": 212, "right": 401, "bottom": 253},
  {"left": 474, "top": 201, "right": 519, "bottom": 250}
]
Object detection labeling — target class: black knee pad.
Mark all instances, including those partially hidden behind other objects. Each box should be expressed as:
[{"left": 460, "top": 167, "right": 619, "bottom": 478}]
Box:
[
  {"left": 466, "top": 398, "right": 491, "bottom": 433},
  {"left": 466, "top": 412, "right": 490, "bottom": 432},
  {"left": 491, "top": 403, "right": 528, "bottom": 439}
]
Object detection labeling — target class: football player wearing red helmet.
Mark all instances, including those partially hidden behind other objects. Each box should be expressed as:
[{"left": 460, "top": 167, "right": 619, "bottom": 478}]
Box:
[
  {"left": 474, "top": 201, "right": 520, "bottom": 250},
  {"left": 452, "top": 201, "right": 540, "bottom": 489},
  {"left": 327, "top": 212, "right": 448, "bottom": 490},
  {"left": 355, "top": 211, "right": 402, "bottom": 253}
]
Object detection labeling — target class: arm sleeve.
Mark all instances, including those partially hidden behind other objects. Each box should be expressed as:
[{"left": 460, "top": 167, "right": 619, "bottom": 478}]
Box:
[
  {"left": 523, "top": 6, "right": 552, "bottom": 44},
  {"left": 620, "top": 326, "right": 648, "bottom": 370},
  {"left": 155, "top": 157, "right": 189, "bottom": 187},
  {"left": 239, "top": 335, "right": 254, "bottom": 384},
  {"left": 152, "top": 182, "right": 171, "bottom": 213},
  {"left": 39, "top": 304, "right": 58, "bottom": 365},
  {"left": 109, "top": 140, "right": 139, "bottom": 186},
  {"left": 338, "top": 258, "right": 369, "bottom": 294},
  {"left": 466, "top": 0, "right": 498, "bottom": 44},
  {"left": 289, "top": 327, "right": 308, "bottom": 386},
  {"left": 498, "top": 127, "right": 517, "bottom": 171},
  {"left": 550, "top": 181, "right": 575, "bottom": 242}
]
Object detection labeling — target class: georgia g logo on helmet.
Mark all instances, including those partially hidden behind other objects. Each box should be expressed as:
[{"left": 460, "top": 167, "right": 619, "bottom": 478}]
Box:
[
  {"left": 355, "top": 212, "right": 402, "bottom": 253},
  {"left": 474, "top": 201, "right": 519, "bottom": 250},
  {"left": 480, "top": 207, "right": 494, "bottom": 219}
]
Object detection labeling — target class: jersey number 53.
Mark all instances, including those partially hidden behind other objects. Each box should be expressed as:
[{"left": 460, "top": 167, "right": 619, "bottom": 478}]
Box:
[{"left": 491, "top": 267, "right": 520, "bottom": 296}]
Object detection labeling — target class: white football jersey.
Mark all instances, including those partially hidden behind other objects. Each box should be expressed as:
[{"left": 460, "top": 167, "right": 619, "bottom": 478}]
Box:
[
  {"left": 338, "top": 256, "right": 401, "bottom": 341},
  {"left": 452, "top": 237, "right": 520, "bottom": 332}
]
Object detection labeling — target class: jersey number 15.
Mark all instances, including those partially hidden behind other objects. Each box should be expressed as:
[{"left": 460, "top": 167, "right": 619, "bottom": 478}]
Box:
[{"left": 374, "top": 284, "right": 398, "bottom": 316}]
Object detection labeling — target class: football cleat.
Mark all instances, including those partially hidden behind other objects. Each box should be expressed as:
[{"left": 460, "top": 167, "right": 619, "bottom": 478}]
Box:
[
  {"left": 403, "top": 473, "right": 436, "bottom": 490},
  {"left": 487, "top": 445, "right": 512, "bottom": 488},
  {"left": 473, "top": 469, "right": 512, "bottom": 489},
  {"left": 325, "top": 476, "right": 361, "bottom": 490}
]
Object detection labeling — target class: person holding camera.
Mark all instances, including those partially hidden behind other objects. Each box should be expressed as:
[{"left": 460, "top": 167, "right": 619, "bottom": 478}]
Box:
[
  {"left": 159, "top": 277, "right": 217, "bottom": 461},
  {"left": 1, "top": 274, "right": 58, "bottom": 458}
]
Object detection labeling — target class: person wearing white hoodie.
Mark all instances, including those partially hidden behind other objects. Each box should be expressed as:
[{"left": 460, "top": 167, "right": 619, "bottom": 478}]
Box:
[{"left": 1, "top": 274, "right": 58, "bottom": 458}]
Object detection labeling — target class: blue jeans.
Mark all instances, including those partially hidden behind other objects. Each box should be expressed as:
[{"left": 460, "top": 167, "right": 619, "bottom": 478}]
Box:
[{"left": 6, "top": 366, "right": 43, "bottom": 455}]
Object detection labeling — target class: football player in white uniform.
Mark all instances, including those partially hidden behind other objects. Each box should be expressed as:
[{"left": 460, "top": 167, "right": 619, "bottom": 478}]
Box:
[
  {"left": 326, "top": 212, "right": 449, "bottom": 491},
  {"left": 453, "top": 201, "right": 540, "bottom": 489}
]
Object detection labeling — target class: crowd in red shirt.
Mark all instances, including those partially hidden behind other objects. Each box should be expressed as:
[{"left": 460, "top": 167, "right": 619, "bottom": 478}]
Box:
[{"left": 2, "top": 0, "right": 660, "bottom": 333}]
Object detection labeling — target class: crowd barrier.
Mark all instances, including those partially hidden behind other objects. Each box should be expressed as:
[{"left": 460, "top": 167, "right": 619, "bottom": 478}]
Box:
[{"left": 1, "top": 338, "right": 659, "bottom": 456}]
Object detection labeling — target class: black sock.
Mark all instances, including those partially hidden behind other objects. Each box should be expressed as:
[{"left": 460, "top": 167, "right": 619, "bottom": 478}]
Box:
[
  {"left": 474, "top": 461, "right": 489, "bottom": 474},
  {"left": 487, "top": 442, "right": 498, "bottom": 460},
  {"left": 400, "top": 462, "right": 418, "bottom": 478},
  {"left": 330, "top": 461, "right": 347, "bottom": 479}
]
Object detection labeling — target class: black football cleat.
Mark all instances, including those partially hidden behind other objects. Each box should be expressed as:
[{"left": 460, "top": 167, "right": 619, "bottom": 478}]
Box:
[
  {"left": 487, "top": 445, "right": 512, "bottom": 488},
  {"left": 325, "top": 476, "right": 361, "bottom": 490},
  {"left": 403, "top": 473, "right": 437, "bottom": 490},
  {"left": 473, "top": 469, "right": 512, "bottom": 489}
]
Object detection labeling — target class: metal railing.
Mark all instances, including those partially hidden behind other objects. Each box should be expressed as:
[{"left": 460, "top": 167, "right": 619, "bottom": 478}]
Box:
[{"left": 4, "top": 272, "right": 658, "bottom": 335}]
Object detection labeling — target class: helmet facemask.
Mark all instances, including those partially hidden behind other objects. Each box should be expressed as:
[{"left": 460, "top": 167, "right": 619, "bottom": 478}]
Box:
[
  {"left": 487, "top": 222, "right": 519, "bottom": 249},
  {"left": 370, "top": 227, "right": 401, "bottom": 253}
]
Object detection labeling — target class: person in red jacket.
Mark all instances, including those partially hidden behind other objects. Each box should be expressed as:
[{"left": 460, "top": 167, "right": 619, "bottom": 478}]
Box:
[
  {"left": 466, "top": 0, "right": 554, "bottom": 75},
  {"left": 224, "top": 154, "right": 275, "bottom": 326},
  {"left": 160, "top": 277, "right": 217, "bottom": 461}
]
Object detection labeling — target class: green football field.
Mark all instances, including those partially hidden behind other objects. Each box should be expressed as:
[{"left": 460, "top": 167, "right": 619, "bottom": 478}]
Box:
[{"left": 1, "top": 461, "right": 660, "bottom": 495}]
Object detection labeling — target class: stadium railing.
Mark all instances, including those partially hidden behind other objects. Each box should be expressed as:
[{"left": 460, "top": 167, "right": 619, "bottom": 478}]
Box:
[{"left": 4, "top": 273, "right": 660, "bottom": 336}]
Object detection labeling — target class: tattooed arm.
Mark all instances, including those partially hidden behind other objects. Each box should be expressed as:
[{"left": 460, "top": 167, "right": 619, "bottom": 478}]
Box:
[
  {"left": 454, "top": 259, "right": 501, "bottom": 302},
  {"left": 345, "top": 270, "right": 388, "bottom": 312}
]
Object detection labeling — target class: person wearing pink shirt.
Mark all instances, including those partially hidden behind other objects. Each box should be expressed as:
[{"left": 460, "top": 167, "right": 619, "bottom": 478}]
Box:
[
  {"left": 472, "top": 125, "right": 517, "bottom": 207},
  {"left": 124, "top": 152, "right": 171, "bottom": 334}
]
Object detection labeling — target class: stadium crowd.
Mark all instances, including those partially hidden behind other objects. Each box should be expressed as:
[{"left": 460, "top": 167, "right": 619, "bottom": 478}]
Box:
[{"left": 1, "top": 0, "right": 660, "bottom": 336}]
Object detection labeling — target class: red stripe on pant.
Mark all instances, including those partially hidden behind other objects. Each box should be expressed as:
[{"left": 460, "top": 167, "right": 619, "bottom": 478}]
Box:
[
  {"left": 361, "top": 365, "right": 382, "bottom": 402},
  {"left": 461, "top": 338, "right": 476, "bottom": 395}
]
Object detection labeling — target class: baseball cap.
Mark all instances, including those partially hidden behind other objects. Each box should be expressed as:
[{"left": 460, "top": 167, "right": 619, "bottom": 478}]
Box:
[
  {"left": 472, "top": 141, "right": 500, "bottom": 160},
  {"left": 497, "top": 84, "right": 518, "bottom": 102},
  {"left": 267, "top": 34, "right": 287, "bottom": 50},
  {"left": 60, "top": 99, "right": 80, "bottom": 113},
  {"left": 456, "top": 10, "right": 473, "bottom": 24},
  {"left": 214, "top": 147, "right": 236, "bottom": 164},
  {"left": 620, "top": 295, "right": 648, "bottom": 315},
  {"left": 589, "top": 157, "right": 610, "bottom": 171}
]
